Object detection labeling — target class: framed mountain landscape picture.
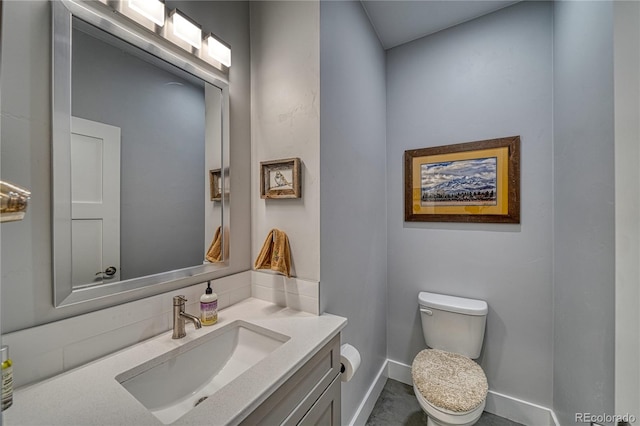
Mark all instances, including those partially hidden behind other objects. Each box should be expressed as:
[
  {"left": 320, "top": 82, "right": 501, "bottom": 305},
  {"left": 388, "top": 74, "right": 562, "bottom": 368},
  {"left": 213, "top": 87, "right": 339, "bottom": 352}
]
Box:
[{"left": 404, "top": 136, "right": 520, "bottom": 223}]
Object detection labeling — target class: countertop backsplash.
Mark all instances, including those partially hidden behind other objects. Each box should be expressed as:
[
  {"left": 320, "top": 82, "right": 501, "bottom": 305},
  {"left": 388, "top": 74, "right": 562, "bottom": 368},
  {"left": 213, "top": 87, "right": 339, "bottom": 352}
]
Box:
[
  {"left": 3, "top": 270, "right": 320, "bottom": 390},
  {"left": 3, "top": 271, "right": 251, "bottom": 388}
]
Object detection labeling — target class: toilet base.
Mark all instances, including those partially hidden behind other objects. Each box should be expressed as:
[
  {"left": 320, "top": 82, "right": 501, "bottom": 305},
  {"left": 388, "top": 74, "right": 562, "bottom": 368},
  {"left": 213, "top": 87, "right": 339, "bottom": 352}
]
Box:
[
  {"left": 414, "top": 384, "right": 485, "bottom": 426},
  {"left": 425, "top": 414, "right": 481, "bottom": 426}
]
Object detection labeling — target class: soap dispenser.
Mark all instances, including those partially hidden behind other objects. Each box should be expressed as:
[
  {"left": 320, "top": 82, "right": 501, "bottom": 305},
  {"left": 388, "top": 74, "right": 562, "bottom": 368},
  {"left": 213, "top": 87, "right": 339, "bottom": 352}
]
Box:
[
  {"left": 200, "top": 281, "right": 218, "bottom": 326},
  {"left": 1, "top": 346, "right": 12, "bottom": 411}
]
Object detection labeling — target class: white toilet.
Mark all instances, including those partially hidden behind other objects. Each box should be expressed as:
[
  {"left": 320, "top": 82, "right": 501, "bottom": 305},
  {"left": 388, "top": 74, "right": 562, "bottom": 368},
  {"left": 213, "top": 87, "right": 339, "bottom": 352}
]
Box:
[{"left": 412, "top": 291, "right": 489, "bottom": 426}]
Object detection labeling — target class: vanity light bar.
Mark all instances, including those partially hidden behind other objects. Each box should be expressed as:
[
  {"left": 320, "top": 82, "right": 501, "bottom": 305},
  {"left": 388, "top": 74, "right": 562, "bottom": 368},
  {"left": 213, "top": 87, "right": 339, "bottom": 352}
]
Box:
[
  {"left": 128, "top": 0, "right": 165, "bottom": 27},
  {"left": 206, "top": 34, "right": 231, "bottom": 68},
  {"left": 170, "top": 9, "right": 201, "bottom": 50}
]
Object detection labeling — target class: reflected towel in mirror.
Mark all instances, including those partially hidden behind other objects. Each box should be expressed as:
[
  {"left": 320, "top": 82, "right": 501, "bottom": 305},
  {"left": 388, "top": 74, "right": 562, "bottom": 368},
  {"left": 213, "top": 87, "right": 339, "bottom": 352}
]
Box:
[
  {"left": 254, "top": 229, "right": 291, "bottom": 278},
  {"left": 206, "top": 226, "right": 222, "bottom": 263}
]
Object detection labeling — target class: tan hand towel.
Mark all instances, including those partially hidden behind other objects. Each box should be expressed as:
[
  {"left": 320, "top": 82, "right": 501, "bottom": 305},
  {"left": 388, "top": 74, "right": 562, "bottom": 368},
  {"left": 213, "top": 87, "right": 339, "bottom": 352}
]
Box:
[
  {"left": 206, "top": 226, "right": 222, "bottom": 263},
  {"left": 254, "top": 228, "right": 291, "bottom": 278}
]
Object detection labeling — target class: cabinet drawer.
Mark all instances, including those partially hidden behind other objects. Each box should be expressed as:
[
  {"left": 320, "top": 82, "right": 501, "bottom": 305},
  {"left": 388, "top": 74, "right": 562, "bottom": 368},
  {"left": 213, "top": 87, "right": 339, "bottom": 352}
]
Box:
[
  {"left": 297, "top": 373, "right": 341, "bottom": 426},
  {"left": 240, "top": 334, "right": 340, "bottom": 426}
]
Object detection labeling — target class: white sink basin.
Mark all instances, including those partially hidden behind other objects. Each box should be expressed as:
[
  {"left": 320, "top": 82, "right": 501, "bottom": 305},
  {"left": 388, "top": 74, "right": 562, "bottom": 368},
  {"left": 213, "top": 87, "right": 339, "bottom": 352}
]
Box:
[{"left": 115, "top": 320, "right": 290, "bottom": 424}]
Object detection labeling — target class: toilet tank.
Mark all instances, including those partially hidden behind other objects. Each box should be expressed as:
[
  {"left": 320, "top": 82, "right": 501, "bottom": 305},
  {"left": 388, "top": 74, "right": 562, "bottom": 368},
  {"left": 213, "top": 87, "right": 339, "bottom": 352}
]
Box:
[{"left": 418, "top": 291, "right": 488, "bottom": 359}]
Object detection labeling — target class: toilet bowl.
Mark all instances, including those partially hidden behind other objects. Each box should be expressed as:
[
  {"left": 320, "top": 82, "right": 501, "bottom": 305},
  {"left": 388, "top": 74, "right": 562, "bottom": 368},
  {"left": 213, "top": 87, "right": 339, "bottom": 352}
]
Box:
[
  {"left": 412, "top": 292, "right": 488, "bottom": 426},
  {"left": 415, "top": 386, "right": 486, "bottom": 426},
  {"left": 412, "top": 348, "right": 487, "bottom": 426}
]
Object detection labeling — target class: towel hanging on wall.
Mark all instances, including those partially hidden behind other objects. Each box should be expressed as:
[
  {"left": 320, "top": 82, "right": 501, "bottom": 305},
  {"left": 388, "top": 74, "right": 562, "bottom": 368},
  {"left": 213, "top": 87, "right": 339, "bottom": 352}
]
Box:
[
  {"left": 254, "top": 228, "right": 291, "bottom": 278},
  {"left": 206, "top": 226, "right": 222, "bottom": 263}
]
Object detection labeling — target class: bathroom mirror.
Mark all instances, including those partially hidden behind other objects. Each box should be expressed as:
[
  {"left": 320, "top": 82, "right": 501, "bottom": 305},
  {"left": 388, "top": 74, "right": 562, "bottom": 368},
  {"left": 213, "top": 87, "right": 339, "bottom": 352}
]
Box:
[{"left": 52, "top": 0, "right": 230, "bottom": 307}]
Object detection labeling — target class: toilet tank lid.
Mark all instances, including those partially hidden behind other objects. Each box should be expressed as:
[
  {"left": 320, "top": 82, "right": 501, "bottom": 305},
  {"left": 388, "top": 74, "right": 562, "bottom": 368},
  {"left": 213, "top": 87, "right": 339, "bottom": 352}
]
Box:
[{"left": 418, "top": 292, "right": 488, "bottom": 316}]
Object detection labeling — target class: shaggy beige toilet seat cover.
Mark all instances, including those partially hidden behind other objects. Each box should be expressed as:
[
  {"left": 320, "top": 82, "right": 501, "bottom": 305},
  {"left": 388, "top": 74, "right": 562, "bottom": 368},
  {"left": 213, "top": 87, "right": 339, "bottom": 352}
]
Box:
[{"left": 412, "top": 349, "right": 488, "bottom": 413}]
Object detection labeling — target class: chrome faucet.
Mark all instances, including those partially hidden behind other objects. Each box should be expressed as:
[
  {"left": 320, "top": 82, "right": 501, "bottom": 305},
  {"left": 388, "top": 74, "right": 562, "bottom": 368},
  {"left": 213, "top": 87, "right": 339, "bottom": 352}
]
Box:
[{"left": 172, "top": 295, "right": 202, "bottom": 339}]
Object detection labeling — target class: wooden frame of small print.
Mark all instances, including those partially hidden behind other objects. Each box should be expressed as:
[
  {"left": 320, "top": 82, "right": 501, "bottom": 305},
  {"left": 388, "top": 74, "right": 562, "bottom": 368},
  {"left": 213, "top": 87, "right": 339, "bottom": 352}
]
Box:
[
  {"left": 404, "top": 136, "right": 520, "bottom": 223},
  {"left": 209, "top": 169, "right": 222, "bottom": 201},
  {"left": 260, "top": 158, "right": 301, "bottom": 199}
]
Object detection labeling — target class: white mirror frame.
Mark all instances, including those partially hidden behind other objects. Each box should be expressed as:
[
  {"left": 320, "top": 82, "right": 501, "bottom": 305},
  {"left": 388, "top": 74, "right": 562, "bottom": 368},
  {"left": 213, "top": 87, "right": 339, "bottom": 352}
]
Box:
[{"left": 52, "top": 0, "right": 230, "bottom": 307}]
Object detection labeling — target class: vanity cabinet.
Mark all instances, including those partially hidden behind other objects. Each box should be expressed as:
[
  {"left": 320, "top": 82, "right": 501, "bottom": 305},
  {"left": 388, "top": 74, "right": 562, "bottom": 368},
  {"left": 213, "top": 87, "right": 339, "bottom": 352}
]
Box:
[{"left": 240, "top": 333, "right": 341, "bottom": 425}]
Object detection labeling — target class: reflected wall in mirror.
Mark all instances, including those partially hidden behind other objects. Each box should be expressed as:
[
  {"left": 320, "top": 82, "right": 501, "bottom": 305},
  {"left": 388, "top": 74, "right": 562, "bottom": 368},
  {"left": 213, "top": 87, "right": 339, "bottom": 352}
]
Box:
[
  {"left": 53, "top": 0, "right": 230, "bottom": 307},
  {"left": 71, "top": 18, "right": 211, "bottom": 285}
]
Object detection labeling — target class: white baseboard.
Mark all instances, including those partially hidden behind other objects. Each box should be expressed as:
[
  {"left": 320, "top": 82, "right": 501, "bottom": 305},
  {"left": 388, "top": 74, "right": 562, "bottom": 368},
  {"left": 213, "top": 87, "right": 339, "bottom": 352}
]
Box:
[
  {"left": 348, "top": 360, "right": 389, "bottom": 426},
  {"left": 485, "top": 390, "right": 559, "bottom": 426},
  {"left": 387, "top": 359, "right": 413, "bottom": 385},
  {"left": 385, "top": 359, "right": 559, "bottom": 426}
]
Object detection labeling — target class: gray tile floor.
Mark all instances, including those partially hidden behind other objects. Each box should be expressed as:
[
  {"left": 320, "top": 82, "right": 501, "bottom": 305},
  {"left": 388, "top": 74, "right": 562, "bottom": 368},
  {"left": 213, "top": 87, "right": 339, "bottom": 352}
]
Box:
[{"left": 366, "top": 379, "right": 525, "bottom": 426}]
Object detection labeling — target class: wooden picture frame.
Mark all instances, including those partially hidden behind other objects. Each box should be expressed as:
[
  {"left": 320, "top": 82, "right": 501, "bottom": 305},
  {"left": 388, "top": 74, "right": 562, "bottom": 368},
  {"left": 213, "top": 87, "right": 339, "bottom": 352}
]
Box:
[
  {"left": 404, "top": 136, "right": 520, "bottom": 223},
  {"left": 209, "top": 169, "right": 222, "bottom": 201},
  {"left": 260, "top": 158, "right": 301, "bottom": 199}
]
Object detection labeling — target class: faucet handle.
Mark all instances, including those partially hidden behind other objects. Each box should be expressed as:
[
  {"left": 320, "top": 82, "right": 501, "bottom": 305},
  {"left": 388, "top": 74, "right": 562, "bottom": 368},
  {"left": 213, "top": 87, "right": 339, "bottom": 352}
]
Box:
[{"left": 173, "top": 295, "right": 187, "bottom": 306}]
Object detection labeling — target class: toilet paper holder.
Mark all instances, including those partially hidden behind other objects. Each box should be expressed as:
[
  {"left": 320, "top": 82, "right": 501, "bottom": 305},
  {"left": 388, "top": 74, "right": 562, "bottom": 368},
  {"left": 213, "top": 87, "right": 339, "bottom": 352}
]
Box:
[{"left": 340, "top": 343, "right": 361, "bottom": 382}]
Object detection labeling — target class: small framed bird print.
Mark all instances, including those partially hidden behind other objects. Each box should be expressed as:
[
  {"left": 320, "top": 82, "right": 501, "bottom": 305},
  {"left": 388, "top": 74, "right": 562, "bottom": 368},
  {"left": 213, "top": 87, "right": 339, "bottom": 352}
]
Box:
[
  {"left": 260, "top": 158, "right": 301, "bottom": 199},
  {"left": 209, "top": 168, "right": 222, "bottom": 201}
]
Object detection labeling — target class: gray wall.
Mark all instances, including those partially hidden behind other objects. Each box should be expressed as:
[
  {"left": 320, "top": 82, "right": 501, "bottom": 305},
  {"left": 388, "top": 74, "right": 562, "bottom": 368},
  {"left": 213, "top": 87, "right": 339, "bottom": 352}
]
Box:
[
  {"left": 553, "top": 1, "right": 615, "bottom": 423},
  {"left": 72, "top": 26, "right": 205, "bottom": 280},
  {"left": 250, "top": 1, "right": 321, "bottom": 282},
  {"left": 614, "top": 1, "right": 640, "bottom": 418},
  {"left": 386, "top": 1, "right": 554, "bottom": 406},
  {"left": 319, "top": 2, "right": 388, "bottom": 423},
  {"left": 0, "top": 0, "right": 251, "bottom": 333}
]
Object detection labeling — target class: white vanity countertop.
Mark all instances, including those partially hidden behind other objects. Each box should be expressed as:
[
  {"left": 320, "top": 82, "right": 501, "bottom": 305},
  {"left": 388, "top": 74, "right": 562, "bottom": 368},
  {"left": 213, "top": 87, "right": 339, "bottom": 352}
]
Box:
[{"left": 4, "top": 298, "right": 347, "bottom": 425}]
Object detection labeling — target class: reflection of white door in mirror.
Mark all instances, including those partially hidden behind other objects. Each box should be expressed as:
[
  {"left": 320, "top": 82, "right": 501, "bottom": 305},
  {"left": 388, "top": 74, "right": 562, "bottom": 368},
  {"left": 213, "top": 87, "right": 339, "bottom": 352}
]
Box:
[{"left": 70, "top": 117, "right": 121, "bottom": 288}]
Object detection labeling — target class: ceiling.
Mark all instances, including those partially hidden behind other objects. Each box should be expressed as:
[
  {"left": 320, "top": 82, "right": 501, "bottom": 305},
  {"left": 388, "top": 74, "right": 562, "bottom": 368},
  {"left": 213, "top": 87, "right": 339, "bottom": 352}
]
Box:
[{"left": 361, "top": 1, "right": 519, "bottom": 50}]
